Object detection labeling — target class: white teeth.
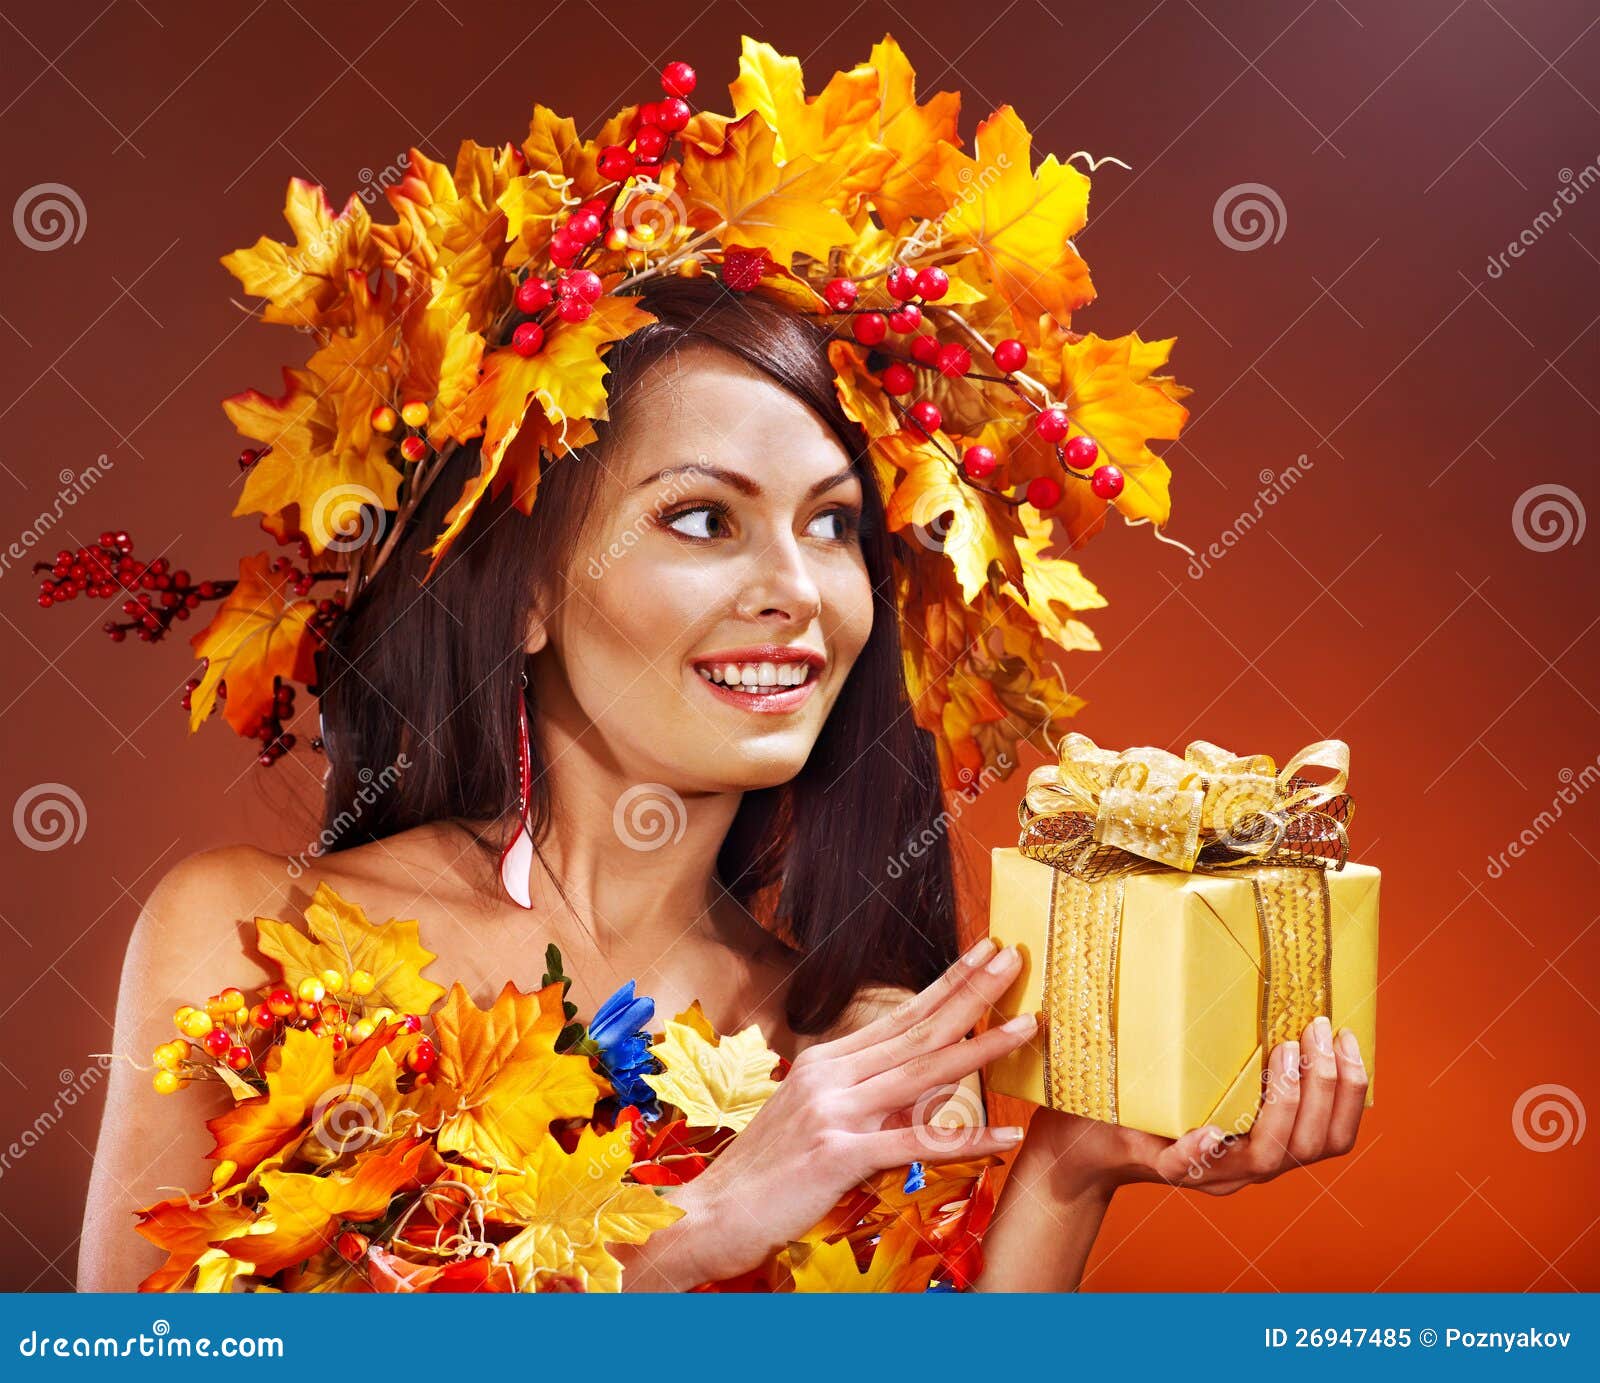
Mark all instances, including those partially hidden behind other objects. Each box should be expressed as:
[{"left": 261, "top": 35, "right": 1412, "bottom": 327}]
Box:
[{"left": 696, "top": 660, "right": 815, "bottom": 690}]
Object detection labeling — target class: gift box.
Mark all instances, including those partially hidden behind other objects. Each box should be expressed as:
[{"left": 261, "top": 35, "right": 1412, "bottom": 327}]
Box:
[{"left": 985, "top": 733, "right": 1378, "bottom": 1139}]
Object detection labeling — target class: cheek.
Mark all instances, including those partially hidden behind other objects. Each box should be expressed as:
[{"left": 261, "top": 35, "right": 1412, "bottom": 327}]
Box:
[
  {"left": 822, "top": 556, "right": 875, "bottom": 669},
  {"left": 564, "top": 539, "right": 725, "bottom": 680}
]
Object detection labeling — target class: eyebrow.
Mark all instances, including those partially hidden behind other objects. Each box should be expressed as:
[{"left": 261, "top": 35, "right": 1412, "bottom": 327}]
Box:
[{"left": 635, "top": 462, "right": 860, "bottom": 501}]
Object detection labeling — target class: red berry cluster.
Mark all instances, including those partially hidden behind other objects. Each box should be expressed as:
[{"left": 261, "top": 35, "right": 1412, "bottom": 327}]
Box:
[
  {"left": 506, "top": 60, "right": 697, "bottom": 359},
  {"left": 822, "top": 269, "right": 1127, "bottom": 513},
  {"left": 35, "top": 531, "right": 230, "bottom": 637}
]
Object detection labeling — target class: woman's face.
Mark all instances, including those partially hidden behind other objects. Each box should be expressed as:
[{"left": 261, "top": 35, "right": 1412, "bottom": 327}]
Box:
[{"left": 530, "top": 343, "right": 875, "bottom": 794}]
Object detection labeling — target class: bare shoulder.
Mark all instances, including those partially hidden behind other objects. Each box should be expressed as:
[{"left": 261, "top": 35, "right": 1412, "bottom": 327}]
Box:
[{"left": 127, "top": 843, "right": 298, "bottom": 983}]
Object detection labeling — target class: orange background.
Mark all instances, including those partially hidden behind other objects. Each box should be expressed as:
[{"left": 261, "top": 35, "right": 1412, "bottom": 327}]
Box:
[{"left": 2, "top": 0, "right": 1596, "bottom": 1291}]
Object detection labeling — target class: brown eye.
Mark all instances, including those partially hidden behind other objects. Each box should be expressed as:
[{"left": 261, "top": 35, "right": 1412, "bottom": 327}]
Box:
[
  {"left": 806, "top": 508, "right": 858, "bottom": 541},
  {"left": 663, "top": 503, "right": 730, "bottom": 540}
]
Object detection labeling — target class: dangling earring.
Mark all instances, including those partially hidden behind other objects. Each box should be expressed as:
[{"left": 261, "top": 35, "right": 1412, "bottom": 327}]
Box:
[{"left": 499, "top": 670, "right": 534, "bottom": 909}]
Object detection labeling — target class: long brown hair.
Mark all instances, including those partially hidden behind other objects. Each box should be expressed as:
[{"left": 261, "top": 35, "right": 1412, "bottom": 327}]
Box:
[{"left": 316, "top": 275, "right": 957, "bottom": 1033}]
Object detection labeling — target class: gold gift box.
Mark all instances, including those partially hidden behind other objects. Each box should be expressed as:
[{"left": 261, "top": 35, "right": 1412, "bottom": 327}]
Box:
[{"left": 985, "top": 847, "right": 1379, "bottom": 1139}]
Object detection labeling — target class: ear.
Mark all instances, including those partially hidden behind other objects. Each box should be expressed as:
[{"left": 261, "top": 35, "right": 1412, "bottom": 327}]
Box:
[{"left": 524, "top": 596, "right": 550, "bottom": 656}]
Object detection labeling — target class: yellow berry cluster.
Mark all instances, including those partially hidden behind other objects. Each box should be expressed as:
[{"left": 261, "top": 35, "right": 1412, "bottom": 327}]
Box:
[{"left": 149, "top": 967, "right": 434, "bottom": 1094}]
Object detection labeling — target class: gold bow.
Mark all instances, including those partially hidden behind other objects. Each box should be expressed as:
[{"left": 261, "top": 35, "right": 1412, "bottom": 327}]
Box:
[{"left": 1018, "top": 731, "right": 1353, "bottom": 879}]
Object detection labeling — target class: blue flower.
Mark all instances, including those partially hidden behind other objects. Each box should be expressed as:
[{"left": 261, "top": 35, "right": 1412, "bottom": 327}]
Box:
[
  {"left": 903, "top": 1161, "right": 926, "bottom": 1194},
  {"left": 590, "top": 979, "right": 660, "bottom": 1119}
]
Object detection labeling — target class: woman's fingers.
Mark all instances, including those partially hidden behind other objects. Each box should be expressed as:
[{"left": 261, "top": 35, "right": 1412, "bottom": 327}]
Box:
[
  {"left": 845, "top": 946, "right": 1025, "bottom": 1083},
  {"left": 853, "top": 1118, "right": 1026, "bottom": 1171},
  {"left": 1148, "top": 1125, "right": 1225, "bottom": 1184},
  {"left": 1287, "top": 1016, "right": 1337, "bottom": 1162},
  {"left": 819, "top": 934, "right": 1004, "bottom": 1062},
  {"left": 1326, "top": 1027, "right": 1369, "bottom": 1155},
  {"left": 852, "top": 1010, "right": 1037, "bottom": 1112}
]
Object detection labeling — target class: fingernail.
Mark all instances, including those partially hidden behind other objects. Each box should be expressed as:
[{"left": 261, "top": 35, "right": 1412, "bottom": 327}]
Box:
[
  {"left": 1283, "top": 1040, "right": 1300, "bottom": 1080},
  {"left": 1001, "top": 1012, "right": 1036, "bottom": 1035},
  {"left": 1311, "top": 1016, "right": 1333, "bottom": 1056},
  {"left": 984, "top": 944, "right": 1020, "bottom": 975},
  {"left": 1336, "top": 1027, "right": 1363, "bottom": 1064},
  {"left": 964, "top": 937, "right": 997, "bottom": 967},
  {"left": 996, "top": 1125, "right": 1025, "bottom": 1144}
]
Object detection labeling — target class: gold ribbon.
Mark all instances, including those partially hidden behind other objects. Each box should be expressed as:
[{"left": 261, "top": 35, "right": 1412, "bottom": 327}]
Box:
[{"left": 1017, "top": 733, "right": 1352, "bottom": 1124}]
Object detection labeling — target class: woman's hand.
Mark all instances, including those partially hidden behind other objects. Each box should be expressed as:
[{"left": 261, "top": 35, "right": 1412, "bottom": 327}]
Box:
[
  {"left": 1031, "top": 1015, "right": 1369, "bottom": 1198},
  {"left": 622, "top": 937, "right": 1037, "bottom": 1289}
]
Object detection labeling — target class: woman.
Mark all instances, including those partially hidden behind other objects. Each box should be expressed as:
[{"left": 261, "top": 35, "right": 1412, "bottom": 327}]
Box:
[{"left": 79, "top": 277, "right": 1368, "bottom": 1292}]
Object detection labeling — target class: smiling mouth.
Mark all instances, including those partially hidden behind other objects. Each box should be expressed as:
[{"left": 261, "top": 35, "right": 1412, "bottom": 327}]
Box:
[
  {"left": 689, "top": 654, "right": 824, "bottom": 713},
  {"left": 694, "top": 660, "right": 818, "bottom": 694}
]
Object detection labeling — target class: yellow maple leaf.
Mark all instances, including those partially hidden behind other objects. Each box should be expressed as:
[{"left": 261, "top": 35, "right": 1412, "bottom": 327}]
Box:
[
  {"left": 401, "top": 305, "right": 485, "bottom": 435},
  {"left": 431, "top": 980, "right": 566, "bottom": 1094},
  {"left": 788, "top": 1212, "right": 941, "bottom": 1292},
  {"left": 186, "top": 552, "right": 319, "bottom": 737},
  {"left": 1005, "top": 504, "right": 1106, "bottom": 651},
  {"left": 500, "top": 104, "right": 624, "bottom": 269},
  {"left": 644, "top": 1014, "right": 781, "bottom": 1133},
  {"left": 861, "top": 35, "right": 963, "bottom": 232},
  {"left": 492, "top": 1125, "right": 682, "bottom": 1293},
  {"left": 430, "top": 983, "right": 607, "bottom": 1171},
  {"left": 880, "top": 433, "right": 1019, "bottom": 602},
  {"left": 425, "top": 293, "right": 655, "bottom": 564},
  {"left": 1049, "top": 330, "right": 1191, "bottom": 541},
  {"left": 256, "top": 883, "right": 446, "bottom": 1018},
  {"left": 728, "top": 38, "right": 895, "bottom": 197},
  {"left": 935, "top": 105, "right": 1094, "bottom": 337},
  {"left": 372, "top": 141, "right": 521, "bottom": 332},
  {"left": 224, "top": 365, "right": 403, "bottom": 555},
  {"left": 679, "top": 110, "right": 855, "bottom": 269},
  {"left": 221, "top": 178, "right": 378, "bottom": 330}
]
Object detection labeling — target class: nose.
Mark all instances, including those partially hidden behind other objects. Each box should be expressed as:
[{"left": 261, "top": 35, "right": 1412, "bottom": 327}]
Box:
[{"left": 733, "top": 531, "right": 822, "bottom": 627}]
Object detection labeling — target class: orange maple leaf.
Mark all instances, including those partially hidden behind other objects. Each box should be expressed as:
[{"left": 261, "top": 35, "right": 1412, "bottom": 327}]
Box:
[
  {"left": 134, "top": 1193, "right": 259, "bottom": 1293},
  {"left": 425, "top": 294, "right": 655, "bottom": 567},
  {"left": 679, "top": 111, "right": 856, "bottom": 270},
  {"left": 206, "top": 1027, "right": 339, "bottom": 1176},
  {"left": 219, "top": 1138, "right": 431, "bottom": 1278},
  {"left": 187, "top": 553, "right": 320, "bottom": 737}
]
